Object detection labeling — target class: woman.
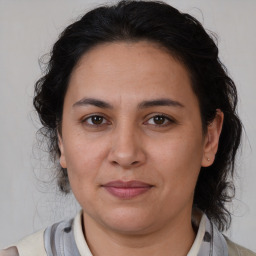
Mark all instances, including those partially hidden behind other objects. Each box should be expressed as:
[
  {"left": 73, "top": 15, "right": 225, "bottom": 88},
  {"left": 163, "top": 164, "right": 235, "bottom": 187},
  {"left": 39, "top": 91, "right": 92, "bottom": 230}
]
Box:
[{"left": 1, "top": 1, "right": 255, "bottom": 255}]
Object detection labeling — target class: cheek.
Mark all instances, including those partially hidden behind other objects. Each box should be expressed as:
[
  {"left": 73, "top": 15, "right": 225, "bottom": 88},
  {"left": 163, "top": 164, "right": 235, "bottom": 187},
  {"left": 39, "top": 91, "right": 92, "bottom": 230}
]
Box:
[
  {"left": 63, "top": 137, "right": 109, "bottom": 207},
  {"left": 149, "top": 132, "right": 204, "bottom": 191},
  {"left": 63, "top": 134, "right": 108, "bottom": 182}
]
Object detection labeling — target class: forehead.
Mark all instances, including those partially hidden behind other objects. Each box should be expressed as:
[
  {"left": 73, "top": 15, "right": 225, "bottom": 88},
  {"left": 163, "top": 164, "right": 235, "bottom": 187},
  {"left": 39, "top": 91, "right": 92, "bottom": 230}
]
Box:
[
  {"left": 67, "top": 41, "right": 198, "bottom": 108},
  {"left": 72, "top": 41, "right": 186, "bottom": 81}
]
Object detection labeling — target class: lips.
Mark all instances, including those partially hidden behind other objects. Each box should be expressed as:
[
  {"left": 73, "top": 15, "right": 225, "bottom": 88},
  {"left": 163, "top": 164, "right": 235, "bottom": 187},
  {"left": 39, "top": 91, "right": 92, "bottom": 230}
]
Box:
[{"left": 102, "top": 180, "right": 153, "bottom": 199}]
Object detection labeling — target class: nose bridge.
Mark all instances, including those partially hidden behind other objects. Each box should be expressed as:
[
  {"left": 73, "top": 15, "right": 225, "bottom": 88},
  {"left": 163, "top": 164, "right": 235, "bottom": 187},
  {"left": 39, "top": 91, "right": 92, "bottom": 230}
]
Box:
[{"left": 108, "top": 118, "right": 145, "bottom": 168}]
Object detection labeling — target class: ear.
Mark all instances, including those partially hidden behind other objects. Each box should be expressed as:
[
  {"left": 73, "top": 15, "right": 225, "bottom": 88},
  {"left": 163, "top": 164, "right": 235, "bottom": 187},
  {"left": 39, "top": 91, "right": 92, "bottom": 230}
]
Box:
[
  {"left": 58, "top": 132, "right": 67, "bottom": 169},
  {"left": 201, "top": 109, "right": 224, "bottom": 167}
]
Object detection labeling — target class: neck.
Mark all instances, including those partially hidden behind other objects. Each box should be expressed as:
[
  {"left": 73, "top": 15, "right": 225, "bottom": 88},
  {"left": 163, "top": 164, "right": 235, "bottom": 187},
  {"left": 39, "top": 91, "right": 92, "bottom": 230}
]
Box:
[{"left": 82, "top": 209, "right": 196, "bottom": 256}]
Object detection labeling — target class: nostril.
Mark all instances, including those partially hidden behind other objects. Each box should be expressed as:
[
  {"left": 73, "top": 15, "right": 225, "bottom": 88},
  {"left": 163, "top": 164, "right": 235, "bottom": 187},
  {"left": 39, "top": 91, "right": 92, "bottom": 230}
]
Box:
[
  {"left": 110, "top": 160, "right": 140, "bottom": 167},
  {"left": 111, "top": 161, "right": 119, "bottom": 166}
]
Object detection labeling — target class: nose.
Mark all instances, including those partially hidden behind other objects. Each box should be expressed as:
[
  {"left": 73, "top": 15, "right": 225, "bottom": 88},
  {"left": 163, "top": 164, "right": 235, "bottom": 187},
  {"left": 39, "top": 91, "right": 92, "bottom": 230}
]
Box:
[{"left": 107, "top": 124, "right": 146, "bottom": 169}]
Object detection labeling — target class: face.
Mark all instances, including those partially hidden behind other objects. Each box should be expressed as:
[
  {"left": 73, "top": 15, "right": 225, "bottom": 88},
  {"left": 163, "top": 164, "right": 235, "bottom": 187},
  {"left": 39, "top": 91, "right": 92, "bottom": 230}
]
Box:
[{"left": 59, "top": 41, "right": 221, "bottom": 235}]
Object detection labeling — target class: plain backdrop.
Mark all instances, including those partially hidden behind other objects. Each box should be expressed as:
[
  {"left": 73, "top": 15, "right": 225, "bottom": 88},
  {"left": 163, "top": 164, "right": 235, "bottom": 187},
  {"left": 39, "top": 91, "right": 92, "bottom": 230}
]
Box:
[{"left": 0, "top": 0, "right": 256, "bottom": 252}]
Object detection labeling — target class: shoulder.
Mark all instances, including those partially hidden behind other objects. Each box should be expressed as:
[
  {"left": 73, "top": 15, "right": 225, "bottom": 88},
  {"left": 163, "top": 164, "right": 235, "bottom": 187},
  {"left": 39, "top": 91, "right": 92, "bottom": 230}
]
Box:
[
  {"left": 0, "top": 247, "right": 19, "bottom": 256},
  {"left": 16, "top": 229, "right": 46, "bottom": 256},
  {"left": 1, "top": 214, "right": 80, "bottom": 256},
  {"left": 10, "top": 217, "right": 78, "bottom": 256},
  {"left": 225, "top": 236, "right": 256, "bottom": 256},
  {"left": 1, "top": 229, "right": 46, "bottom": 256}
]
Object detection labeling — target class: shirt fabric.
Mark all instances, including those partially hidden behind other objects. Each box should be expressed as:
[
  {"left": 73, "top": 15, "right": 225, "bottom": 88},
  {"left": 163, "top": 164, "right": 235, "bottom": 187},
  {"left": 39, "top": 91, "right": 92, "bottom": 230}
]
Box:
[{"left": 1, "top": 210, "right": 255, "bottom": 256}]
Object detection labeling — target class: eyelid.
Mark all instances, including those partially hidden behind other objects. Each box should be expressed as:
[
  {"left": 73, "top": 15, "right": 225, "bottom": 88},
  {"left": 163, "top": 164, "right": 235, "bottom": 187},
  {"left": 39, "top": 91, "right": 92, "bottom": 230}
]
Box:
[
  {"left": 80, "top": 112, "right": 177, "bottom": 128},
  {"left": 143, "top": 113, "right": 176, "bottom": 126},
  {"left": 81, "top": 113, "right": 111, "bottom": 127}
]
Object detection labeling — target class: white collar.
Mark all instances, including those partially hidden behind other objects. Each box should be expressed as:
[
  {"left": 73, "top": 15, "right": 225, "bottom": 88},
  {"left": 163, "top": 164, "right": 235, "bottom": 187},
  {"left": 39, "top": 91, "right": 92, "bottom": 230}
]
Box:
[
  {"left": 73, "top": 210, "right": 206, "bottom": 256},
  {"left": 73, "top": 211, "right": 93, "bottom": 256}
]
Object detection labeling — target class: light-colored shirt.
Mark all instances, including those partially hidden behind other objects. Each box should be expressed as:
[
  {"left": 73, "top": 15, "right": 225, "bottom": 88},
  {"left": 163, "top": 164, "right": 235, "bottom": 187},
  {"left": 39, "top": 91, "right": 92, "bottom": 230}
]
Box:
[{"left": 1, "top": 210, "right": 255, "bottom": 256}]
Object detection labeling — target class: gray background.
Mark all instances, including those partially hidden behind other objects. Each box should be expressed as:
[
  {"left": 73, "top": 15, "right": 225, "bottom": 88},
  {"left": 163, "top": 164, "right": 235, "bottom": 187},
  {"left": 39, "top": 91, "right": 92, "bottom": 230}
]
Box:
[{"left": 0, "top": 0, "right": 256, "bottom": 251}]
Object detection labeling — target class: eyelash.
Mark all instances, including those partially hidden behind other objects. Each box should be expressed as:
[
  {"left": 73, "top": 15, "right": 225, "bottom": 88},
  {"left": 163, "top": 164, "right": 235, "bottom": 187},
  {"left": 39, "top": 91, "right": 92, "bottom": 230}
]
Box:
[
  {"left": 81, "top": 114, "right": 175, "bottom": 128},
  {"left": 82, "top": 114, "right": 110, "bottom": 127},
  {"left": 144, "top": 114, "right": 175, "bottom": 127}
]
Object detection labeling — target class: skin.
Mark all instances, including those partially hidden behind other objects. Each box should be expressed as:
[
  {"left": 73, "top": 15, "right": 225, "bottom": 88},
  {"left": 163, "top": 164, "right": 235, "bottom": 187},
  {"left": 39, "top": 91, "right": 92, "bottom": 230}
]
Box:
[{"left": 58, "top": 41, "right": 223, "bottom": 256}]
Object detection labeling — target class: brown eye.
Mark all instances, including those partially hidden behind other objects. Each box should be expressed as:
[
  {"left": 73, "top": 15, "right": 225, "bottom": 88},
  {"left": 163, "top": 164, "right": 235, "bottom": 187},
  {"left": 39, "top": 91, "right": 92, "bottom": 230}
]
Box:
[
  {"left": 153, "top": 116, "right": 166, "bottom": 125},
  {"left": 85, "top": 115, "right": 107, "bottom": 126},
  {"left": 146, "top": 115, "right": 173, "bottom": 126},
  {"left": 91, "top": 116, "right": 103, "bottom": 124}
]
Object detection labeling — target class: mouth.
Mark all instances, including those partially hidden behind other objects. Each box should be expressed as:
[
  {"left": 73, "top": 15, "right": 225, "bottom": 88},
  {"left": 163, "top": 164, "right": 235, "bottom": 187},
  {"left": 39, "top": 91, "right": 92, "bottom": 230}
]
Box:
[{"left": 101, "top": 180, "right": 154, "bottom": 200}]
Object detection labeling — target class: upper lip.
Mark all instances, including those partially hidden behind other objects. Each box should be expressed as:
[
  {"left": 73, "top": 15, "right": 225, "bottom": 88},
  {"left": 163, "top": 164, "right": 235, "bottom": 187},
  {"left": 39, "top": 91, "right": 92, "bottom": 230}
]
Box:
[{"left": 102, "top": 180, "right": 153, "bottom": 188}]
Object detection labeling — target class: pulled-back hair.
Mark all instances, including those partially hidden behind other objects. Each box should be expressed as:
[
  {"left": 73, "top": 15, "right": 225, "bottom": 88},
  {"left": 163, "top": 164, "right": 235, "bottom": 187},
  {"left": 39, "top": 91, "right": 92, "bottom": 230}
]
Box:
[{"left": 34, "top": 0, "right": 242, "bottom": 231}]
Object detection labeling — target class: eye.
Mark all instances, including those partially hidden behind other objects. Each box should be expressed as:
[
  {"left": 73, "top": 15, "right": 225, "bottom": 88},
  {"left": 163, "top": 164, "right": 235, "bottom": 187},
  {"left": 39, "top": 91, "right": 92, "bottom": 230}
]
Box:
[
  {"left": 83, "top": 115, "right": 108, "bottom": 126},
  {"left": 146, "top": 115, "right": 174, "bottom": 127}
]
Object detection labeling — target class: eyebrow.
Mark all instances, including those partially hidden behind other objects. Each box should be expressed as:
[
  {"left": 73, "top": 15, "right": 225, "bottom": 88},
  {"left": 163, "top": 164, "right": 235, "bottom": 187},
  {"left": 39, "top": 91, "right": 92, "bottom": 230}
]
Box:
[
  {"left": 138, "top": 98, "right": 184, "bottom": 109},
  {"left": 72, "top": 97, "right": 184, "bottom": 109},
  {"left": 73, "top": 97, "right": 113, "bottom": 109}
]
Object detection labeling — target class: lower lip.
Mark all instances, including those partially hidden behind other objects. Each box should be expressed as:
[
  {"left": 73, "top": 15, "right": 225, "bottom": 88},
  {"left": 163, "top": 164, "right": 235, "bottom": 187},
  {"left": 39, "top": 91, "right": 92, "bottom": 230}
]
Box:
[{"left": 103, "top": 186, "right": 152, "bottom": 199}]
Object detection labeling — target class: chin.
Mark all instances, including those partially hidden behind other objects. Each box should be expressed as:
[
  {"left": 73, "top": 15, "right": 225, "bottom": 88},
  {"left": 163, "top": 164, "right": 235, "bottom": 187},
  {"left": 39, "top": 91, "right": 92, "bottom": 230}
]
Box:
[{"left": 99, "top": 207, "right": 156, "bottom": 234}]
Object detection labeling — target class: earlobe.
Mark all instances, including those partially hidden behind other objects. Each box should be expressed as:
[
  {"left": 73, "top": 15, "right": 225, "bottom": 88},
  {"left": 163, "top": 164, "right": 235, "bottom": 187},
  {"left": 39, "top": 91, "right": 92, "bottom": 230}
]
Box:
[
  {"left": 201, "top": 109, "right": 224, "bottom": 167},
  {"left": 58, "top": 133, "right": 67, "bottom": 168}
]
